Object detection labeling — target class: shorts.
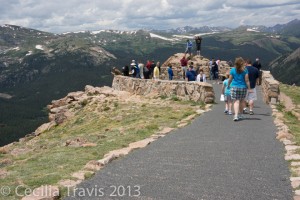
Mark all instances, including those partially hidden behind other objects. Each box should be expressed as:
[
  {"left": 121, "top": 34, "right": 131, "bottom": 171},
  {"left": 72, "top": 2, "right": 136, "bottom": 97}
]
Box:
[
  {"left": 231, "top": 87, "right": 247, "bottom": 100},
  {"left": 224, "top": 94, "right": 232, "bottom": 102},
  {"left": 185, "top": 47, "right": 192, "bottom": 54},
  {"left": 245, "top": 87, "right": 257, "bottom": 101}
]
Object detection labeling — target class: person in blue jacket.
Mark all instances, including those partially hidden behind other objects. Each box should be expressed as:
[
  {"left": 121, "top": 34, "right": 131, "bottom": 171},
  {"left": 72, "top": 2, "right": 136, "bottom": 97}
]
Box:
[
  {"left": 167, "top": 64, "right": 174, "bottom": 80},
  {"left": 185, "top": 39, "right": 193, "bottom": 57},
  {"left": 186, "top": 65, "right": 196, "bottom": 81}
]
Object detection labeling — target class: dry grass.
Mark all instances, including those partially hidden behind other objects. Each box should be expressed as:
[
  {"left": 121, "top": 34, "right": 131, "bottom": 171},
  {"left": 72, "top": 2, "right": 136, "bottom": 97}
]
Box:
[{"left": 0, "top": 95, "right": 205, "bottom": 200}]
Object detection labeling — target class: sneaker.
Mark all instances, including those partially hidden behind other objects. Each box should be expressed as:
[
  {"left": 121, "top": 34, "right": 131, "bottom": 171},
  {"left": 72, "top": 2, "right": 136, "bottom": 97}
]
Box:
[
  {"left": 233, "top": 117, "right": 239, "bottom": 121},
  {"left": 238, "top": 115, "right": 245, "bottom": 120},
  {"left": 243, "top": 108, "right": 248, "bottom": 114},
  {"left": 228, "top": 111, "right": 232, "bottom": 115},
  {"left": 249, "top": 111, "right": 254, "bottom": 115},
  {"left": 224, "top": 110, "right": 228, "bottom": 114}
]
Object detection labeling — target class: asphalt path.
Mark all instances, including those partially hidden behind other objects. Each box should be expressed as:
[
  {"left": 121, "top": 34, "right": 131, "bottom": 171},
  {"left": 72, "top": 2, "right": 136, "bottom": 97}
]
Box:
[{"left": 65, "top": 83, "right": 293, "bottom": 200}]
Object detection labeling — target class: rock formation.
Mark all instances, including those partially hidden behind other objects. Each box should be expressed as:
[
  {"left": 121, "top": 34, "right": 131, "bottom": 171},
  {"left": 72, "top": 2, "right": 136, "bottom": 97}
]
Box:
[{"left": 159, "top": 53, "right": 231, "bottom": 80}]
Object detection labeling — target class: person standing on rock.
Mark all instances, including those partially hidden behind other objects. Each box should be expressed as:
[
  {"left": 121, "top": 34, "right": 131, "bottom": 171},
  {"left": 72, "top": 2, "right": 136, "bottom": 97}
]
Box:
[
  {"left": 195, "top": 36, "right": 202, "bottom": 56},
  {"left": 227, "top": 57, "right": 252, "bottom": 121},
  {"left": 185, "top": 39, "right": 193, "bottom": 57},
  {"left": 180, "top": 55, "right": 188, "bottom": 80}
]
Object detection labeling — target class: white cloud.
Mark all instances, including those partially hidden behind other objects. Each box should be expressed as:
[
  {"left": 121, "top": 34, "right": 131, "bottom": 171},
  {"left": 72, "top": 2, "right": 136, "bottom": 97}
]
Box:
[{"left": 0, "top": 0, "right": 299, "bottom": 33}]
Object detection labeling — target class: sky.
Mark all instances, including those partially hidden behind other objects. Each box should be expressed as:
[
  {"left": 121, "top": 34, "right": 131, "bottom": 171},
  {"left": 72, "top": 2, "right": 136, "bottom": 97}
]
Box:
[{"left": 0, "top": 0, "right": 300, "bottom": 33}]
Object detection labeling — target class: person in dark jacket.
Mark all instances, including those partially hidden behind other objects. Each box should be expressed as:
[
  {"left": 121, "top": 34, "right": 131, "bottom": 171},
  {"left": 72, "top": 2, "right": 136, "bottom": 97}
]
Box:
[
  {"left": 149, "top": 60, "right": 156, "bottom": 79},
  {"left": 122, "top": 65, "right": 129, "bottom": 76},
  {"left": 195, "top": 36, "right": 202, "bottom": 56},
  {"left": 253, "top": 58, "right": 262, "bottom": 71},
  {"left": 186, "top": 65, "right": 196, "bottom": 81},
  {"left": 243, "top": 59, "right": 259, "bottom": 115},
  {"left": 253, "top": 58, "right": 262, "bottom": 85},
  {"left": 211, "top": 59, "right": 219, "bottom": 80}
]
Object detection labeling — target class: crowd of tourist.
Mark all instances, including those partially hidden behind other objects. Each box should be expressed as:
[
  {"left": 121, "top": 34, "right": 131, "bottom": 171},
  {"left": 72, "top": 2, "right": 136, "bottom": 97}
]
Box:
[{"left": 115, "top": 37, "right": 263, "bottom": 122}]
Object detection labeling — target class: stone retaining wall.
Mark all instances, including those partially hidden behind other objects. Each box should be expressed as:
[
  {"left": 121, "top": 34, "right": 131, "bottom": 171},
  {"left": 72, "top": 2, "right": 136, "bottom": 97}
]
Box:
[
  {"left": 261, "top": 71, "right": 280, "bottom": 104},
  {"left": 112, "top": 76, "right": 215, "bottom": 103}
]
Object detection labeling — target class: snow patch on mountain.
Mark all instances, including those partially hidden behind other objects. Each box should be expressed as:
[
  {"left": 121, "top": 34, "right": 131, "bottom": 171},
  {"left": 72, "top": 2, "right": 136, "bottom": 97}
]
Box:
[
  {"left": 247, "top": 28, "right": 260, "bottom": 32},
  {"left": 35, "top": 45, "right": 44, "bottom": 50},
  {"left": 12, "top": 47, "right": 20, "bottom": 51},
  {"left": 149, "top": 33, "right": 175, "bottom": 41},
  {"left": 26, "top": 51, "right": 33, "bottom": 56}
]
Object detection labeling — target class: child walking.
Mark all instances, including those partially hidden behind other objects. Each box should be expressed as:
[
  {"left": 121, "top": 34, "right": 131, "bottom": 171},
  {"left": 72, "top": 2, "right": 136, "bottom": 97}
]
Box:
[{"left": 222, "top": 72, "right": 232, "bottom": 115}]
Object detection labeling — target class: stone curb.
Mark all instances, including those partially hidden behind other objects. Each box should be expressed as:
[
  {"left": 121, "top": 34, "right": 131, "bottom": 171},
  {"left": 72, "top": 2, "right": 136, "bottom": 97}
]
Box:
[{"left": 271, "top": 97, "right": 300, "bottom": 198}]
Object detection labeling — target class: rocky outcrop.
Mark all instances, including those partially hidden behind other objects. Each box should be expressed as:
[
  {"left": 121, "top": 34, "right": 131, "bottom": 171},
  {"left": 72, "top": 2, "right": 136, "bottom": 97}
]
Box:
[
  {"left": 159, "top": 53, "right": 231, "bottom": 80},
  {"left": 34, "top": 85, "right": 131, "bottom": 136},
  {"left": 261, "top": 71, "right": 280, "bottom": 104},
  {"left": 112, "top": 75, "right": 215, "bottom": 103}
]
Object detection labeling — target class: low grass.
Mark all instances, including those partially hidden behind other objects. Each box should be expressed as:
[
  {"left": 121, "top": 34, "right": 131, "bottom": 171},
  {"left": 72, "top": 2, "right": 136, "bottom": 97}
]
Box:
[
  {"left": 278, "top": 84, "right": 300, "bottom": 145},
  {"left": 0, "top": 97, "right": 204, "bottom": 200},
  {"left": 280, "top": 84, "right": 300, "bottom": 105}
]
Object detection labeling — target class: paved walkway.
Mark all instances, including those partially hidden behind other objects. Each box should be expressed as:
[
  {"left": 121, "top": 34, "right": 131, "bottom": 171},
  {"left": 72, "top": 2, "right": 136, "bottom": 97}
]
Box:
[{"left": 66, "top": 83, "right": 293, "bottom": 200}]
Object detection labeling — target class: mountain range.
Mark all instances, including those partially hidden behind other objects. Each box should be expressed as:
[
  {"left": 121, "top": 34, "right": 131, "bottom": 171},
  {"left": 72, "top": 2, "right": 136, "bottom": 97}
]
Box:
[
  {"left": 270, "top": 47, "right": 300, "bottom": 85},
  {"left": 0, "top": 19, "right": 299, "bottom": 146}
]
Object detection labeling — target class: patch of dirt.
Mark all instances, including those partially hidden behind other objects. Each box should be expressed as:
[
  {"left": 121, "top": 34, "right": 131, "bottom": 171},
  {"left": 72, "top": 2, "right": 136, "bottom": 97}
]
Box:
[
  {"left": 0, "top": 169, "right": 8, "bottom": 179},
  {"left": 280, "top": 92, "right": 295, "bottom": 111},
  {"left": 280, "top": 92, "right": 300, "bottom": 121}
]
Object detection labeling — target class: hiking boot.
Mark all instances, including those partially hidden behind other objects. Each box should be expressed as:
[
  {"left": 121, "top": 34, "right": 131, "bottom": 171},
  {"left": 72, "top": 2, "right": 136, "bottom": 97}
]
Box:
[{"left": 249, "top": 111, "right": 254, "bottom": 115}]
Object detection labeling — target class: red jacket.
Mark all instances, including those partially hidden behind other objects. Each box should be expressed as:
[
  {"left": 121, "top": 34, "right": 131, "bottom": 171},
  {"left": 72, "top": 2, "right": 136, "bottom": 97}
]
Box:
[
  {"left": 180, "top": 57, "right": 188, "bottom": 67},
  {"left": 146, "top": 61, "right": 152, "bottom": 70}
]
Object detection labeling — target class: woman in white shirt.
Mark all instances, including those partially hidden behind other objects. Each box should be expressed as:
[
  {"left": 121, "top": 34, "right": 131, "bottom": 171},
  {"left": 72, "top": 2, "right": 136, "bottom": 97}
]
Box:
[{"left": 196, "top": 69, "right": 207, "bottom": 82}]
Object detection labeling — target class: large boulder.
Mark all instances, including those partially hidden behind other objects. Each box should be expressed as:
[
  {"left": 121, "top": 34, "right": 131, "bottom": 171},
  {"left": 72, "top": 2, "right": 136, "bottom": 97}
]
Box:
[{"left": 160, "top": 53, "right": 231, "bottom": 80}]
